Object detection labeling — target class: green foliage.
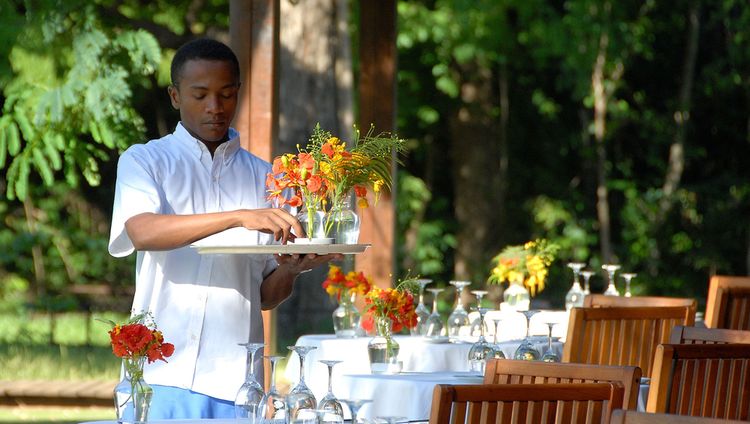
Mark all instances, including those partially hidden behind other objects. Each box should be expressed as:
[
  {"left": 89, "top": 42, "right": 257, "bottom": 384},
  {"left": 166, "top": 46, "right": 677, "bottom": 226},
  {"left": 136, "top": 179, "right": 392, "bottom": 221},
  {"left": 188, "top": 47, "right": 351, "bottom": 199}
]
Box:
[{"left": 0, "top": 2, "right": 161, "bottom": 200}]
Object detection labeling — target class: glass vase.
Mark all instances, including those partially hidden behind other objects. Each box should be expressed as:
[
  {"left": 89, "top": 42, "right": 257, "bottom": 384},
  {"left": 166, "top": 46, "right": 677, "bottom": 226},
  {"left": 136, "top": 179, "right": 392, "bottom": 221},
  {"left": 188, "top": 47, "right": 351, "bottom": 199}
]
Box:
[
  {"left": 502, "top": 281, "right": 530, "bottom": 312},
  {"left": 367, "top": 316, "right": 401, "bottom": 374},
  {"left": 327, "top": 196, "right": 360, "bottom": 244},
  {"left": 114, "top": 358, "right": 153, "bottom": 424},
  {"left": 296, "top": 208, "right": 327, "bottom": 240},
  {"left": 332, "top": 293, "right": 361, "bottom": 338}
]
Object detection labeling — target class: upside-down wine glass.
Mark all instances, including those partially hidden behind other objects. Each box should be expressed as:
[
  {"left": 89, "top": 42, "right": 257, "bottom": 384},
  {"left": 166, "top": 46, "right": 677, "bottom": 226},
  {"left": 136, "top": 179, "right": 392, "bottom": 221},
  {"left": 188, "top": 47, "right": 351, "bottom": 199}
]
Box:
[
  {"left": 317, "top": 360, "right": 344, "bottom": 419},
  {"left": 447, "top": 280, "right": 472, "bottom": 340},
  {"left": 339, "top": 399, "right": 372, "bottom": 424},
  {"left": 467, "top": 307, "right": 498, "bottom": 373},
  {"left": 411, "top": 279, "right": 433, "bottom": 336},
  {"left": 258, "top": 355, "right": 286, "bottom": 423},
  {"left": 513, "top": 310, "right": 541, "bottom": 361},
  {"left": 621, "top": 273, "right": 637, "bottom": 298},
  {"left": 602, "top": 264, "right": 622, "bottom": 296},
  {"left": 490, "top": 317, "right": 506, "bottom": 359},
  {"left": 234, "top": 343, "right": 265, "bottom": 421},
  {"left": 541, "top": 322, "right": 560, "bottom": 362},
  {"left": 565, "top": 262, "right": 586, "bottom": 310},
  {"left": 286, "top": 345, "right": 318, "bottom": 422},
  {"left": 425, "top": 287, "right": 445, "bottom": 338},
  {"left": 469, "top": 289, "right": 489, "bottom": 337},
  {"left": 581, "top": 270, "right": 594, "bottom": 296}
]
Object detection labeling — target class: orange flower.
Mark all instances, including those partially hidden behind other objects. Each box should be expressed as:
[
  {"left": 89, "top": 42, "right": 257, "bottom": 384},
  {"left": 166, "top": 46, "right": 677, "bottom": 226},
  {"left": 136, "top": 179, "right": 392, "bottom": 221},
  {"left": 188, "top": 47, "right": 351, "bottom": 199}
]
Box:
[
  {"left": 322, "top": 264, "right": 372, "bottom": 301},
  {"left": 106, "top": 315, "right": 175, "bottom": 364}
]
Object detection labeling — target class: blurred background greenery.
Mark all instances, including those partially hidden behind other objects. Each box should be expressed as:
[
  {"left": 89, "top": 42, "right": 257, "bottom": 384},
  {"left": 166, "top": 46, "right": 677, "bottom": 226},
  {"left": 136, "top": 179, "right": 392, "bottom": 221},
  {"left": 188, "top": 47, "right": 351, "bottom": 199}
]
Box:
[{"left": 0, "top": 0, "right": 749, "bottom": 391}]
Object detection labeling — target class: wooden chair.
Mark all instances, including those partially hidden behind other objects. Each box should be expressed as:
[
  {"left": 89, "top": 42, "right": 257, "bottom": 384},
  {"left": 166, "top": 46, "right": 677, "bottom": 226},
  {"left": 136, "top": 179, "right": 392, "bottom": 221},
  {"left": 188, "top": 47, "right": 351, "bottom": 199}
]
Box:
[
  {"left": 429, "top": 382, "right": 623, "bottom": 424},
  {"left": 705, "top": 275, "right": 750, "bottom": 330},
  {"left": 647, "top": 343, "right": 750, "bottom": 420},
  {"left": 483, "top": 359, "right": 642, "bottom": 410},
  {"left": 563, "top": 306, "right": 695, "bottom": 378},
  {"left": 611, "top": 409, "right": 746, "bottom": 423},
  {"left": 584, "top": 294, "right": 697, "bottom": 315},
  {"left": 670, "top": 325, "right": 750, "bottom": 344}
]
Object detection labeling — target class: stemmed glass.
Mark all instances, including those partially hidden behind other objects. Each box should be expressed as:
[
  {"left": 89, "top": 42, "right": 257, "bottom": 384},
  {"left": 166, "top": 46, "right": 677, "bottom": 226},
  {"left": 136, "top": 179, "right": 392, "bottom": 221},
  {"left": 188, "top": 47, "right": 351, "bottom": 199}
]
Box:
[
  {"left": 513, "top": 310, "right": 541, "bottom": 361},
  {"left": 581, "top": 270, "right": 594, "bottom": 296},
  {"left": 285, "top": 345, "right": 318, "bottom": 422},
  {"left": 339, "top": 399, "right": 372, "bottom": 424},
  {"left": 411, "top": 279, "right": 433, "bottom": 336},
  {"left": 565, "top": 262, "right": 586, "bottom": 310},
  {"left": 541, "top": 322, "right": 560, "bottom": 362},
  {"left": 425, "top": 287, "right": 445, "bottom": 338},
  {"left": 489, "top": 317, "right": 506, "bottom": 359},
  {"left": 602, "top": 264, "right": 622, "bottom": 296},
  {"left": 317, "top": 360, "right": 344, "bottom": 419},
  {"left": 235, "top": 343, "right": 265, "bottom": 420},
  {"left": 258, "top": 355, "right": 286, "bottom": 423},
  {"left": 621, "top": 273, "right": 637, "bottom": 298},
  {"left": 467, "top": 307, "right": 498, "bottom": 373},
  {"left": 469, "top": 290, "right": 489, "bottom": 337},
  {"left": 447, "top": 280, "right": 471, "bottom": 340}
]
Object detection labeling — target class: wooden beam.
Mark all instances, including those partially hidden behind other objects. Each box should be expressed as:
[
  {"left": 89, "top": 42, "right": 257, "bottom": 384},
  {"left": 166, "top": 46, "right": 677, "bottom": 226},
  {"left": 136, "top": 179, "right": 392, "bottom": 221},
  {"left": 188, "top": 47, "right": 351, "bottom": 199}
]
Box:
[
  {"left": 358, "top": 0, "right": 398, "bottom": 289},
  {"left": 229, "top": 0, "right": 280, "bottom": 391}
]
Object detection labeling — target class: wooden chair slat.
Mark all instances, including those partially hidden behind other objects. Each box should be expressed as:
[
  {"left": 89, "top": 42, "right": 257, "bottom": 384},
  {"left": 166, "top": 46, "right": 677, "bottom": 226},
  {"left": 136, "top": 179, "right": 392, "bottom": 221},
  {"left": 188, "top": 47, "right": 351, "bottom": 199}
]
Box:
[
  {"left": 705, "top": 275, "right": 750, "bottom": 330},
  {"left": 611, "top": 409, "right": 747, "bottom": 423}
]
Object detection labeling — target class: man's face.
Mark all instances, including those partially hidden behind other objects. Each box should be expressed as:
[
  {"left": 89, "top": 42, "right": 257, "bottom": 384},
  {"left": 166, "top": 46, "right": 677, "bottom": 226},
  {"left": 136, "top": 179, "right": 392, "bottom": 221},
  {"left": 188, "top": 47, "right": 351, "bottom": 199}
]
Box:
[{"left": 168, "top": 59, "right": 239, "bottom": 143}]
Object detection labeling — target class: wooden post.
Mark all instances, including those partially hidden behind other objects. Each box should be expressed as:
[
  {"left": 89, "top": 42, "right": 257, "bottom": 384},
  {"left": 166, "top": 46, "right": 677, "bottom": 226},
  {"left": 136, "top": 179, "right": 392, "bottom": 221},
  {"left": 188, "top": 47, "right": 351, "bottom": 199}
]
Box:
[
  {"left": 229, "top": 0, "right": 279, "bottom": 390},
  {"left": 358, "top": 0, "right": 398, "bottom": 288}
]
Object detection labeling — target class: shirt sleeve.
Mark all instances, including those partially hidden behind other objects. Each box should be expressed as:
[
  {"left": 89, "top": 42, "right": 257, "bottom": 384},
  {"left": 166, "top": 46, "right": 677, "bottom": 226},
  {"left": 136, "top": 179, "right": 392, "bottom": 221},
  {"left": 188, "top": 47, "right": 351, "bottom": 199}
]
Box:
[{"left": 108, "top": 147, "right": 163, "bottom": 257}]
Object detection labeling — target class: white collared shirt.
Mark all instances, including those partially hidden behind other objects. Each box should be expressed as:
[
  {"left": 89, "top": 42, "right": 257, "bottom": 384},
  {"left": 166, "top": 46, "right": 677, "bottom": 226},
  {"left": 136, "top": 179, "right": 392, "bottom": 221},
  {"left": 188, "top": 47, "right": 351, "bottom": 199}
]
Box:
[{"left": 108, "top": 122, "right": 277, "bottom": 400}]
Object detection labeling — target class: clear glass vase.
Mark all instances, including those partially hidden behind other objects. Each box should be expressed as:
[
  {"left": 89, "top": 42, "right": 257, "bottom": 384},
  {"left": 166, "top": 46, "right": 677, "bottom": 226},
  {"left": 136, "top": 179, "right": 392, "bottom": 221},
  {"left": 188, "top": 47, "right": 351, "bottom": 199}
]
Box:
[
  {"left": 114, "top": 358, "right": 153, "bottom": 424},
  {"left": 332, "top": 293, "right": 361, "bottom": 338},
  {"left": 327, "top": 196, "right": 360, "bottom": 244},
  {"left": 502, "top": 281, "right": 530, "bottom": 311},
  {"left": 367, "top": 316, "right": 401, "bottom": 374},
  {"left": 296, "top": 208, "right": 327, "bottom": 240}
]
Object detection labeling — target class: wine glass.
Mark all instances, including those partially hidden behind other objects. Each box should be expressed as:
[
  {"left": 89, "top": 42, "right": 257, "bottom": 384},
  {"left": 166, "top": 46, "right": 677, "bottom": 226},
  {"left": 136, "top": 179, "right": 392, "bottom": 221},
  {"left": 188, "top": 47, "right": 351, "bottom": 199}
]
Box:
[
  {"left": 339, "top": 399, "right": 372, "bottom": 424},
  {"left": 621, "top": 273, "right": 637, "bottom": 298},
  {"left": 565, "top": 262, "right": 586, "bottom": 310},
  {"left": 602, "top": 264, "right": 622, "bottom": 296},
  {"left": 447, "top": 280, "right": 471, "bottom": 340},
  {"left": 425, "top": 287, "right": 445, "bottom": 338},
  {"left": 541, "top": 322, "right": 560, "bottom": 362},
  {"left": 411, "top": 279, "right": 433, "bottom": 336},
  {"left": 489, "top": 317, "right": 506, "bottom": 359},
  {"left": 317, "top": 360, "right": 344, "bottom": 418},
  {"left": 286, "top": 345, "right": 318, "bottom": 422},
  {"left": 234, "top": 342, "right": 265, "bottom": 420},
  {"left": 467, "top": 307, "right": 497, "bottom": 373},
  {"left": 469, "top": 290, "right": 489, "bottom": 337},
  {"left": 581, "top": 270, "right": 594, "bottom": 296},
  {"left": 258, "top": 355, "right": 286, "bottom": 423},
  {"left": 513, "top": 310, "right": 541, "bottom": 361}
]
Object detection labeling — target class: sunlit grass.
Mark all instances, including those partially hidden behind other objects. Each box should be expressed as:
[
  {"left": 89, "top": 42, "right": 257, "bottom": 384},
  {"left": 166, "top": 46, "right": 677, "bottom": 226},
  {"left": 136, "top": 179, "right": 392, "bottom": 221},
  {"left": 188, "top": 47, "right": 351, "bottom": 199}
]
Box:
[{"left": 0, "top": 406, "right": 114, "bottom": 424}]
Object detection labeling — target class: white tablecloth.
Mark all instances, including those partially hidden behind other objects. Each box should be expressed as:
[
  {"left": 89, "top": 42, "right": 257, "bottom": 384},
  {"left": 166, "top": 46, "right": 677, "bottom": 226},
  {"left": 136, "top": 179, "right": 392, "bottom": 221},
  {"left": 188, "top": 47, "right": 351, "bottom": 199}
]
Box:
[{"left": 285, "top": 334, "right": 563, "bottom": 405}]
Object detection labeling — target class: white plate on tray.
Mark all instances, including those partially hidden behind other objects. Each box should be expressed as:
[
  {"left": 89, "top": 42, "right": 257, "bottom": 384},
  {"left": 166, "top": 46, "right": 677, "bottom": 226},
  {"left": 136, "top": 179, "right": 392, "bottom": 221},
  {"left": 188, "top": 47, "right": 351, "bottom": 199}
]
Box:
[{"left": 191, "top": 243, "right": 370, "bottom": 255}]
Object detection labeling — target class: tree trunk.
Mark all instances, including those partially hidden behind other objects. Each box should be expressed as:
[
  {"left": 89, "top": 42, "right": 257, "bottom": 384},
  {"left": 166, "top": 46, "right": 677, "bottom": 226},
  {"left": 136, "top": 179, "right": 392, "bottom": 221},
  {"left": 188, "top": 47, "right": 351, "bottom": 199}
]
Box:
[
  {"left": 592, "top": 31, "right": 613, "bottom": 264},
  {"left": 276, "top": 0, "right": 354, "bottom": 346}
]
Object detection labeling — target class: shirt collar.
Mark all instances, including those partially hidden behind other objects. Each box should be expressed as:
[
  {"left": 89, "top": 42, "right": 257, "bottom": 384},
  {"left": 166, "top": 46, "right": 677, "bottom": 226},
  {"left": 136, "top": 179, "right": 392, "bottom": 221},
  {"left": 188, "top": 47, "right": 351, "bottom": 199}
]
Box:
[{"left": 174, "top": 122, "right": 240, "bottom": 164}]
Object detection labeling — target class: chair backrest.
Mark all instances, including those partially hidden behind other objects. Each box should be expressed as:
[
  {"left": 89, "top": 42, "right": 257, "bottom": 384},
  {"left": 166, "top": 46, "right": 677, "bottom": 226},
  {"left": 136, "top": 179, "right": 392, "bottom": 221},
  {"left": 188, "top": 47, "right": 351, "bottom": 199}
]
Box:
[
  {"left": 669, "top": 325, "right": 750, "bottom": 344},
  {"left": 611, "top": 409, "right": 746, "bottom": 424},
  {"left": 483, "top": 359, "right": 642, "bottom": 410},
  {"left": 705, "top": 275, "right": 750, "bottom": 330},
  {"left": 563, "top": 306, "right": 696, "bottom": 378},
  {"left": 647, "top": 343, "right": 750, "bottom": 420},
  {"left": 429, "top": 382, "right": 623, "bottom": 424},
  {"left": 584, "top": 294, "right": 697, "bottom": 314}
]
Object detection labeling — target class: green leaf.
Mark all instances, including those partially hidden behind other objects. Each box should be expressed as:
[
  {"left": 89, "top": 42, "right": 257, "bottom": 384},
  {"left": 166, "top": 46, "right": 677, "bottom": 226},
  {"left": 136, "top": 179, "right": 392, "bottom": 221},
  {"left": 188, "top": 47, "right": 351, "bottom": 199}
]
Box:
[
  {"left": 15, "top": 155, "right": 30, "bottom": 200},
  {"left": 32, "top": 147, "right": 54, "bottom": 185},
  {"left": 15, "top": 110, "right": 35, "bottom": 141},
  {"left": 43, "top": 132, "right": 62, "bottom": 170},
  {"left": 7, "top": 122, "right": 20, "bottom": 155},
  {"left": 0, "top": 125, "right": 6, "bottom": 168}
]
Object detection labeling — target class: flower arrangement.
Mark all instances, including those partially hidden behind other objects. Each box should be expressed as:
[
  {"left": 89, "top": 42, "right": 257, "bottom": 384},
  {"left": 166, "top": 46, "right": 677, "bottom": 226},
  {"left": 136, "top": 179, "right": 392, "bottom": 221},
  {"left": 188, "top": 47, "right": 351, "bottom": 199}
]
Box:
[
  {"left": 266, "top": 123, "right": 406, "bottom": 238},
  {"left": 487, "top": 239, "right": 560, "bottom": 296},
  {"left": 322, "top": 264, "right": 373, "bottom": 302},
  {"left": 361, "top": 278, "right": 419, "bottom": 334}
]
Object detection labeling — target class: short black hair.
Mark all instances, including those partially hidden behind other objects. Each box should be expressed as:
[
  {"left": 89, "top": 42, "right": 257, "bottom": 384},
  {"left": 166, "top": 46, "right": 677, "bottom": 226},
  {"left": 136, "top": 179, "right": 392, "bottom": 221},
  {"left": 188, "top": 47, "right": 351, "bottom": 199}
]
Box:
[{"left": 170, "top": 38, "right": 240, "bottom": 87}]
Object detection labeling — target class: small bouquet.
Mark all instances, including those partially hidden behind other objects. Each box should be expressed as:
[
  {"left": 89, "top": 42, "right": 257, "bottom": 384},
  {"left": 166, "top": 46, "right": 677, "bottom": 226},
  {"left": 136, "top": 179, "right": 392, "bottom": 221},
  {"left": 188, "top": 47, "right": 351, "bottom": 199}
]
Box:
[
  {"left": 266, "top": 123, "right": 406, "bottom": 237},
  {"left": 361, "top": 278, "right": 419, "bottom": 334},
  {"left": 487, "top": 239, "right": 559, "bottom": 296},
  {"left": 322, "top": 264, "right": 373, "bottom": 302}
]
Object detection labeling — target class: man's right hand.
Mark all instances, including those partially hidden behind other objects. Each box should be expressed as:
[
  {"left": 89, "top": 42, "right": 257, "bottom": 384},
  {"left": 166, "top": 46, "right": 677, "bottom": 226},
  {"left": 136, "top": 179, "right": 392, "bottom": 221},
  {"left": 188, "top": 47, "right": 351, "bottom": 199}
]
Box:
[{"left": 238, "top": 208, "right": 305, "bottom": 244}]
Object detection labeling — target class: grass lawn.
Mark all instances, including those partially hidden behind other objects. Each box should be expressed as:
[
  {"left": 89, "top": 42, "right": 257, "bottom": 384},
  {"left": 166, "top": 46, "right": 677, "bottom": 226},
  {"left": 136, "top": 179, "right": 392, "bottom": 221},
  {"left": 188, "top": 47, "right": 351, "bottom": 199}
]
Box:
[{"left": 0, "top": 406, "right": 114, "bottom": 424}]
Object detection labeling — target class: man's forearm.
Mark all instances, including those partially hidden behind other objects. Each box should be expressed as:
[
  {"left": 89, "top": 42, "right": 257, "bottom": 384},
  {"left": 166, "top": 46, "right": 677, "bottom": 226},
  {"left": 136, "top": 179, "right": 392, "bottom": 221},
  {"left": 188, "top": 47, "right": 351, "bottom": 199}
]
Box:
[
  {"left": 260, "top": 265, "right": 300, "bottom": 310},
  {"left": 125, "top": 212, "right": 241, "bottom": 251}
]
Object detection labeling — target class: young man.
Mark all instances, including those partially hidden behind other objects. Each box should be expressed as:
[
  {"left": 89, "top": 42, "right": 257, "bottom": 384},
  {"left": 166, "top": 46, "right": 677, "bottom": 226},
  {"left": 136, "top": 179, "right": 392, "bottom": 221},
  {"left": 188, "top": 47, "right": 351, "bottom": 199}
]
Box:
[{"left": 108, "top": 38, "right": 339, "bottom": 418}]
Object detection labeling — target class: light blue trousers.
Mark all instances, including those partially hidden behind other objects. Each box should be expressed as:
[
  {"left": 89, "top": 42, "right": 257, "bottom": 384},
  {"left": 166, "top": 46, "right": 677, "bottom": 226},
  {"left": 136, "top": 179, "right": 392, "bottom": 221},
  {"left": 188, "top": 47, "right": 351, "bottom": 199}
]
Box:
[{"left": 147, "top": 384, "right": 235, "bottom": 419}]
